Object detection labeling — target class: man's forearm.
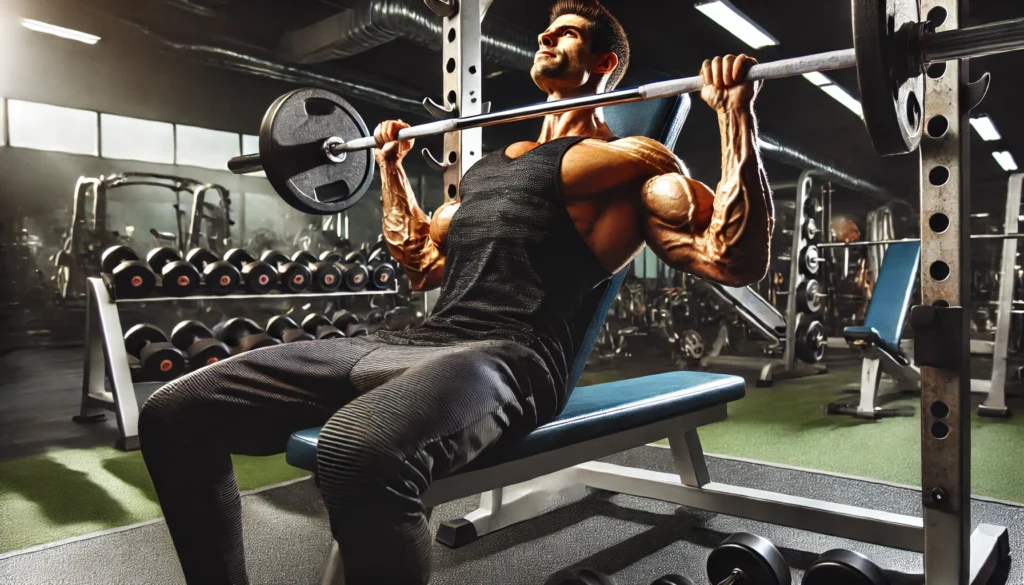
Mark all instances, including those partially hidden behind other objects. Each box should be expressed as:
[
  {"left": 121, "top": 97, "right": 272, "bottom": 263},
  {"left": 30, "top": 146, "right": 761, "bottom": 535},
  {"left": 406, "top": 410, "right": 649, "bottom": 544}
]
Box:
[
  {"left": 379, "top": 160, "right": 444, "bottom": 286},
  {"left": 706, "top": 106, "right": 773, "bottom": 270}
]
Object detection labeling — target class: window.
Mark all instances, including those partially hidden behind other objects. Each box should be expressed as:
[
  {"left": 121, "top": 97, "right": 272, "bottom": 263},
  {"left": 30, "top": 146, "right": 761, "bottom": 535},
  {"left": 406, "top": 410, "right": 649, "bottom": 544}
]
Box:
[
  {"left": 241, "top": 134, "right": 266, "bottom": 178},
  {"left": 175, "top": 125, "right": 240, "bottom": 170},
  {"left": 8, "top": 100, "right": 98, "bottom": 155},
  {"left": 101, "top": 114, "right": 174, "bottom": 164}
]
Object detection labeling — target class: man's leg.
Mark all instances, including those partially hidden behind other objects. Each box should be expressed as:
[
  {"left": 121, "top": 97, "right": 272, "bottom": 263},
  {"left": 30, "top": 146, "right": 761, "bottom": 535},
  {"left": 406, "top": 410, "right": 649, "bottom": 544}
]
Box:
[
  {"left": 138, "top": 337, "right": 377, "bottom": 585},
  {"left": 315, "top": 340, "right": 553, "bottom": 585}
]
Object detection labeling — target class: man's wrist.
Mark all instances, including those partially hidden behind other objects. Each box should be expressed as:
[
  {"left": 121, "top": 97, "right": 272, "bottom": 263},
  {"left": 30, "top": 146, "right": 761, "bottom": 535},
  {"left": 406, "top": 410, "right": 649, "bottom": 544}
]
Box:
[{"left": 715, "top": 102, "right": 755, "bottom": 116}]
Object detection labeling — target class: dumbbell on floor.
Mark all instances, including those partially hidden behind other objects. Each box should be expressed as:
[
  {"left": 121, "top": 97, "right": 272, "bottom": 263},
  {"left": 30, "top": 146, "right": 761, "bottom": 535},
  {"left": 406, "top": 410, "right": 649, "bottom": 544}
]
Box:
[
  {"left": 101, "top": 245, "right": 157, "bottom": 298},
  {"left": 801, "top": 549, "right": 888, "bottom": 585},
  {"left": 170, "top": 320, "right": 231, "bottom": 370},
  {"left": 223, "top": 248, "right": 279, "bottom": 294},
  {"left": 185, "top": 248, "right": 241, "bottom": 295},
  {"left": 542, "top": 568, "right": 618, "bottom": 585},
  {"left": 124, "top": 323, "right": 186, "bottom": 381},
  {"left": 332, "top": 310, "right": 367, "bottom": 337},
  {"left": 266, "top": 315, "right": 315, "bottom": 343},
  {"left": 215, "top": 318, "right": 281, "bottom": 354},
  {"left": 707, "top": 532, "right": 791, "bottom": 585},
  {"left": 292, "top": 251, "right": 343, "bottom": 292},
  {"left": 321, "top": 251, "right": 369, "bottom": 292},
  {"left": 301, "top": 314, "right": 345, "bottom": 339},
  {"left": 146, "top": 247, "right": 201, "bottom": 297},
  {"left": 260, "top": 250, "right": 312, "bottom": 293}
]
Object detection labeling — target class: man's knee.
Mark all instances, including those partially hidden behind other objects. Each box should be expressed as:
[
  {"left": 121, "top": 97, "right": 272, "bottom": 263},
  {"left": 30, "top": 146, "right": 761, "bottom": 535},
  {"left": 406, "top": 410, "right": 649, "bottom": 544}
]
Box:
[{"left": 138, "top": 364, "right": 230, "bottom": 443}]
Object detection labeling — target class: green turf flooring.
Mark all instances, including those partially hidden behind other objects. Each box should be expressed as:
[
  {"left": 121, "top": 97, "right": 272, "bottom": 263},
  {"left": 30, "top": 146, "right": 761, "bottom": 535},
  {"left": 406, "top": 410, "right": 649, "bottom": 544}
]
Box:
[
  {"left": 3, "top": 365, "right": 1024, "bottom": 555},
  {"left": 0, "top": 450, "right": 308, "bottom": 554}
]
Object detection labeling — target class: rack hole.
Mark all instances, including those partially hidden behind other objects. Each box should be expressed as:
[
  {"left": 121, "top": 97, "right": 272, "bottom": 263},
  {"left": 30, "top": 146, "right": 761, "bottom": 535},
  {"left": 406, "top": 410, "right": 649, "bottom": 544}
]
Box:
[
  {"left": 927, "top": 62, "right": 946, "bottom": 79},
  {"left": 933, "top": 299, "right": 950, "bottom": 308},
  {"left": 928, "top": 212, "right": 949, "bottom": 233},
  {"left": 927, "top": 7, "right": 948, "bottom": 31},
  {"left": 906, "top": 91, "right": 921, "bottom": 132},
  {"left": 447, "top": 90, "right": 457, "bottom": 105},
  {"left": 447, "top": 184, "right": 456, "bottom": 198},
  {"left": 929, "top": 166, "right": 950, "bottom": 186},
  {"left": 927, "top": 115, "right": 948, "bottom": 138},
  {"left": 931, "top": 421, "right": 949, "bottom": 439},
  {"left": 469, "top": 65, "right": 477, "bottom": 74},
  {"left": 448, "top": 151, "right": 457, "bottom": 164},
  {"left": 930, "top": 401, "right": 950, "bottom": 419},
  {"left": 448, "top": 28, "right": 456, "bottom": 42},
  {"left": 929, "top": 261, "right": 950, "bottom": 281},
  {"left": 446, "top": 58, "right": 456, "bottom": 73}
]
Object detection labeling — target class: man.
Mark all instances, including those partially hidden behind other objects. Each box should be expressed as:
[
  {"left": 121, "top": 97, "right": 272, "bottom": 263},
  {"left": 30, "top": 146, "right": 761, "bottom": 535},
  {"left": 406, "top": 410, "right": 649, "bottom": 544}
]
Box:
[{"left": 138, "top": 1, "right": 773, "bottom": 584}]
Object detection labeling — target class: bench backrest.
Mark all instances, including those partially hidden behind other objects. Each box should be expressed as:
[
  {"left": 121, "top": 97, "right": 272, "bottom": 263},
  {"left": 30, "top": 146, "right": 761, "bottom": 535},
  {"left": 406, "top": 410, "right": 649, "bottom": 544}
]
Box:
[
  {"left": 565, "top": 94, "right": 692, "bottom": 393},
  {"left": 864, "top": 241, "right": 921, "bottom": 349}
]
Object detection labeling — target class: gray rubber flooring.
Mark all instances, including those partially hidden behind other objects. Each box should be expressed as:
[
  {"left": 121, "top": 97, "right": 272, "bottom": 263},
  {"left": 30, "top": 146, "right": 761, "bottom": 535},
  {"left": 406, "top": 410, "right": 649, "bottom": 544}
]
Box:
[{"left": 2, "top": 446, "right": 1021, "bottom": 585}]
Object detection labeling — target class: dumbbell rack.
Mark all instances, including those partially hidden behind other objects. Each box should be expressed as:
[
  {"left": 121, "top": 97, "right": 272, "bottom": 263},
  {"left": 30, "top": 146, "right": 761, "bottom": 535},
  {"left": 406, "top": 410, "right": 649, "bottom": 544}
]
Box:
[{"left": 74, "top": 276, "right": 396, "bottom": 451}]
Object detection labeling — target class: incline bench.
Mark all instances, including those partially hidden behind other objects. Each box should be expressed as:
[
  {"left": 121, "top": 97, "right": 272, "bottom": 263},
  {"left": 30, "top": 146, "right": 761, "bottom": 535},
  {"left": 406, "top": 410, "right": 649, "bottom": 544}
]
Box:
[
  {"left": 827, "top": 241, "right": 921, "bottom": 418},
  {"left": 284, "top": 97, "right": 928, "bottom": 584}
]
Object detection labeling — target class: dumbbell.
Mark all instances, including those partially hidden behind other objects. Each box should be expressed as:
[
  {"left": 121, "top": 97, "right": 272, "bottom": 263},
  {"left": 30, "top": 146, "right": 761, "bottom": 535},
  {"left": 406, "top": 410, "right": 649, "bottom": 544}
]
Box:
[
  {"left": 542, "top": 568, "right": 618, "bottom": 585},
  {"left": 260, "top": 250, "right": 312, "bottom": 293},
  {"left": 802, "top": 549, "right": 888, "bottom": 585},
  {"left": 365, "top": 307, "right": 387, "bottom": 334},
  {"left": 214, "top": 317, "right": 281, "bottom": 354},
  {"left": 320, "top": 251, "right": 369, "bottom": 292},
  {"left": 706, "top": 532, "right": 791, "bottom": 585},
  {"left": 223, "top": 248, "right": 279, "bottom": 294},
  {"left": 301, "top": 314, "right": 345, "bottom": 339},
  {"left": 185, "top": 248, "right": 241, "bottom": 295},
  {"left": 366, "top": 247, "right": 397, "bottom": 290},
  {"left": 146, "top": 247, "right": 202, "bottom": 297},
  {"left": 266, "top": 315, "right": 315, "bottom": 343},
  {"left": 124, "top": 323, "right": 186, "bottom": 381},
  {"left": 291, "top": 250, "right": 343, "bottom": 292},
  {"left": 100, "top": 245, "right": 157, "bottom": 298},
  {"left": 170, "top": 320, "right": 231, "bottom": 370},
  {"left": 332, "top": 310, "right": 367, "bottom": 337},
  {"left": 383, "top": 306, "right": 423, "bottom": 330}
]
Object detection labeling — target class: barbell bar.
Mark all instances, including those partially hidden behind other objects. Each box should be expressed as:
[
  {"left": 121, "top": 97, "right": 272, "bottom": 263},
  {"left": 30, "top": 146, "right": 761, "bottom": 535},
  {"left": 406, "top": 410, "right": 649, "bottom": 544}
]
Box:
[
  {"left": 229, "top": 15, "right": 1024, "bottom": 176},
  {"left": 818, "top": 233, "right": 1024, "bottom": 249}
]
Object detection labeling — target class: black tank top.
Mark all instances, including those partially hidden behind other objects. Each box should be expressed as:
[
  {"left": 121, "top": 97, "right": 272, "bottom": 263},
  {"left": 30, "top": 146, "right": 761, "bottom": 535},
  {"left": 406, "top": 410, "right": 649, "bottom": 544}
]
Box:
[{"left": 379, "top": 136, "right": 613, "bottom": 400}]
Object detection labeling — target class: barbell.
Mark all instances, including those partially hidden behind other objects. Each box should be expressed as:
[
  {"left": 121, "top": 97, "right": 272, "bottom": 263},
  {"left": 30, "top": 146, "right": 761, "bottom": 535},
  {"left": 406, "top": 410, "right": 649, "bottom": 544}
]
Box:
[
  {"left": 228, "top": 0, "right": 1024, "bottom": 215},
  {"left": 818, "top": 233, "right": 1024, "bottom": 248}
]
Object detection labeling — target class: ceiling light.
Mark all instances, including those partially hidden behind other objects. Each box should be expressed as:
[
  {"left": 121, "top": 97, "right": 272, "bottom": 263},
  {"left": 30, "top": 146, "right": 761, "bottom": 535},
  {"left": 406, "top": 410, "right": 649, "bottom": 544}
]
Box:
[
  {"left": 993, "top": 151, "right": 1018, "bottom": 172},
  {"left": 695, "top": 0, "right": 779, "bottom": 49},
  {"left": 969, "top": 115, "right": 1001, "bottom": 141},
  {"left": 820, "top": 84, "right": 864, "bottom": 118},
  {"left": 20, "top": 18, "right": 100, "bottom": 45},
  {"left": 802, "top": 72, "right": 831, "bottom": 87}
]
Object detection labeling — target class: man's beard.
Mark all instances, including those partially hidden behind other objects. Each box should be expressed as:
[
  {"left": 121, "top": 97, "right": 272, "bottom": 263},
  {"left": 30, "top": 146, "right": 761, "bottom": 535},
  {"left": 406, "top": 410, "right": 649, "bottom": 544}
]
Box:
[{"left": 532, "top": 55, "right": 570, "bottom": 81}]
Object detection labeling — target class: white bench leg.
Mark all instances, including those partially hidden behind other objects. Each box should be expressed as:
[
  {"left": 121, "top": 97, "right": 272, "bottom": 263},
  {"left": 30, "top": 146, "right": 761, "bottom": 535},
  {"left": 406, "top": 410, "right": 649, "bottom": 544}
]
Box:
[{"left": 435, "top": 468, "right": 587, "bottom": 548}]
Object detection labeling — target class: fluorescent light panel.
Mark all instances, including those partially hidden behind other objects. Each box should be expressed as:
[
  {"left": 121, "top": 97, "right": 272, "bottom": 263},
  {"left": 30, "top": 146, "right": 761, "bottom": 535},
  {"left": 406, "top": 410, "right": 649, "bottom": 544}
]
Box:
[
  {"left": 20, "top": 18, "right": 100, "bottom": 45},
  {"left": 695, "top": 0, "right": 779, "bottom": 49},
  {"left": 970, "top": 115, "right": 1001, "bottom": 141},
  {"left": 802, "top": 71, "right": 832, "bottom": 87},
  {"left": 993, "top": 151, "right": 1018, "bottom": 172}
]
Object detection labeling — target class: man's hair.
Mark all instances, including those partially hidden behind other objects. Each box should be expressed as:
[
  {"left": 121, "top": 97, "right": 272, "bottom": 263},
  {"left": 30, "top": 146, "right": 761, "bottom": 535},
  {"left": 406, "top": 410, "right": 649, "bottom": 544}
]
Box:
[{"left": 549, "top": 0, "right": 630, "bottom": 91}]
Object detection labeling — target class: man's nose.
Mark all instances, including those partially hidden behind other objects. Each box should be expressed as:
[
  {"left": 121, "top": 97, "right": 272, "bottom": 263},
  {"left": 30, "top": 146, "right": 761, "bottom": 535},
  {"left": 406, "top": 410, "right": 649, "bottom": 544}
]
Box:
[{"left": 537, "top": 31, "right": 554, "bottom": 48}]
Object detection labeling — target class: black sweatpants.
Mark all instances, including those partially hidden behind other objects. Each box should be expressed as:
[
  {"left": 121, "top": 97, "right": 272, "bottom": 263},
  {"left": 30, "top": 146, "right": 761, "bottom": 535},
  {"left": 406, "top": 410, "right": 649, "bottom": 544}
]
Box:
[{"left": 138, "top": 335, "right": 552, "bottom": 585}]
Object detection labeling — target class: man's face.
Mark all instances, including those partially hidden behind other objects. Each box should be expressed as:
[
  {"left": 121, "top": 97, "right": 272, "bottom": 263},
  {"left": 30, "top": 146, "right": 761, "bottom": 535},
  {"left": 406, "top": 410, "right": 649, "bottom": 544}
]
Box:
[{"left": 531, "top": 14, "right": 605, "bottom": 94}]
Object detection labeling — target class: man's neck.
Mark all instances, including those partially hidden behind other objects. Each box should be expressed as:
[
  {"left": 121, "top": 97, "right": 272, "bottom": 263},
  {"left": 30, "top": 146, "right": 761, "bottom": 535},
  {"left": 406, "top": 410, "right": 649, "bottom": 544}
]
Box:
[{"left": 536, "top": 88, "right": 615, "bottom": 143}]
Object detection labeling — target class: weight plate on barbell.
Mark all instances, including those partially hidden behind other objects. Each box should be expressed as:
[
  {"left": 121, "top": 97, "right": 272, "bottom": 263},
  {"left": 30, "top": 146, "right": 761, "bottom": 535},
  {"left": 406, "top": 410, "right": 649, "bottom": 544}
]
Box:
[
  {"left": 799, "top": 245, "right": 821, "bottom": 276},
  {"left": 796, "top": 319, "right": 828, "bottom": 364},
  {"left": 853, "top": 0, "right": 924, "bottom": 156},
  {"left": 259, "top": 88, "right": 375, "bottom": 215}
]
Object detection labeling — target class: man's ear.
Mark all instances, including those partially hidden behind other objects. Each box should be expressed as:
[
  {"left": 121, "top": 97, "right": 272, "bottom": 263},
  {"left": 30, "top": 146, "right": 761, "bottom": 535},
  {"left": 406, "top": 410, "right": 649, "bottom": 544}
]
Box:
[{"left": 592, "top": 52, "right": 618, "bottom": 76}]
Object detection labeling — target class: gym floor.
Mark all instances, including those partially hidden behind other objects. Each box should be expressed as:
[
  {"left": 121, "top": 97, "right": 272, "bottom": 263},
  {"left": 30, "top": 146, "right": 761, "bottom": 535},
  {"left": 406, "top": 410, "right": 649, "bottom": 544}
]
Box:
[{"left": 2, "top": 346, "right": 1023, "bottom": 583}]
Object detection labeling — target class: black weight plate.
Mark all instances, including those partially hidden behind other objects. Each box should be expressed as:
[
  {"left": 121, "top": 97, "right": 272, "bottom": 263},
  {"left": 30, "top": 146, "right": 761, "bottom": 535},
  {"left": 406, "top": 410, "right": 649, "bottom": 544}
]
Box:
[
  {"left": 242, "top": 262, "right": 279, "bottom": 294},
  {"left": 707, "top": 532, "right": 791, "bottom": 585},
  {"left": 101, "top": 245, "right": 139, "bottom": 273},
  {"left": 315, "top": 326, "right": 345, "bottom": 340},
  {"left": 371, "top": 263, "right": 396, "bottom": 290},
  {"left": 796, "top": 319, "right": 828, "bottom": 363},
  {"left": 204, "top": 262, "right": 241, "bottom": 295},
  {"left": 292, "top": 250, "right": 319, "bottom": 265},
  {"left": 216, "top": 317, "right": 263, "bottom": 345},
  {"left": 185, "top": 247, "right": 219, "bottom": 267},
  {"left": 189, "top": 338, "right": 230, "bottom": 369},
  {"left": 315, "top": 263, "right": 343, "bottom": 292},
  {"left": 853, "top": 0, "right": 924, "bottom": 156},
  {"left": 260, "top": 249, "right": 290, "bottom": 266},
  {"left": 162, "top": 261, "right": 201, "bottom": 295},
  {"left": 799, "top": 245, "right": 821, "bottom": 276},
  {"left": 224, "top": 248, "right": 256, "bottom": 268},
  {"left": 171, "top": 320, "right": 212, "bottom": 350},
  {"left": 124, "top": 323, "right": 168, "bottom": 357},
  {"left": 803, "top": 549, "right": 888, "bottom": 585},
  {"left": 332, "top": 310, "right": 361, "bottom": 330},
  {"left": 341, "top": 263, "right": 369, "bottom": 291},
  {"left": 797, "top": 279, "right": 824, "bottom": 314},
  {"left": 112, "top": 261, "right": 156, "bottom": 298},
  {"left": 260, "top": 88, "right": 375, "bottom": 215},
  {"left": 302, "top": 314, "right": 333, "bottom": 335},
  {"left": 804, "top": 217, "right": 820, "bottom": 242},
  {"left": 804, "top": 196, "right": 821, "bottom": 219},
  {"left": 280, "top": 263, "right": 312, "bottom": 293},
  {"left": 147, "top": 246, "right": 181, "bottom": 272},
  {"left": 139, "top": 342, "right": 186, "bottom": 381}
]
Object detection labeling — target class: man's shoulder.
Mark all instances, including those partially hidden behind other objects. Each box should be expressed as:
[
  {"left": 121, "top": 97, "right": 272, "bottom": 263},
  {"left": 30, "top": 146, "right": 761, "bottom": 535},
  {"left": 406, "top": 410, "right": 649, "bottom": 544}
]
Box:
[{"left": 578, "top": 136, "right": 684, "bottom": 176}]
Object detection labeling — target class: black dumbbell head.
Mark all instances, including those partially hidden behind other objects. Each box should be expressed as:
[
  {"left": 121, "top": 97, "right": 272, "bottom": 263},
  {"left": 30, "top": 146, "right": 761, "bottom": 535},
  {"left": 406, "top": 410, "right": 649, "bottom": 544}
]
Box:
[
  {"left": 301, "top": 314, "right": 332, "bottom": 335},
  {"left": 291, "top": 250, "right": 319, "bottom": 265},
  {"left": 340, "top": 263, "right": 369, "bottom": 291},
  {"left": 260, "top": 250, "right": 290, "bottom": 266},
  {"left": 147, "top": 246, "right": 183, "bottom": 272},
  {"left": 279, "top": 262, "right": 312, "bottom": 293},
  {"left": 187, "top": 337, "right": 231, "bottom": 369},
  {"left": 319, "top": 251, "right": 343, "bottom": 264},
  {"left": 138, "top": 340, "right": 186, "bottom": 381},
  {"left": 367, "top": 246, "right": 391, "bottom": 265},
  {"left": 111, "top": 260, "right": 157, "bottom": 298},
  {"left": 370, "top": 262, "right": 396, "bottom": 290},
  {"left": 204, "top": 260, "right": 241, "bottom": 295},
  {"left": 366, "top": 308, "right": 386, "bottom": 325},
  {"left": 266, "top": 315, "right": 301, "bottom": 339},
  {"left": 170, "top": 320, "right": 214, "bottom": 350},
  {"left": 160, "top": 260, "right": 202, "bottom": 296},
  {"left": 185, "top": 248, "right": 220, "bottom": 268},
  {"left": 802, "top": 549, "right": 887, "bottom": 585},
  {"left": 224, "top": 248, "right": 256, "bottom": 269},
  {"left": 650, "top": 576, "right": 695, "bottom": 585},
  {"left": 282, "top": 328, "right": 315, "bottom": 343},
  {"left": 124, "top": 323, "right": 169, "bottom": 357},
  {"left": 242, "top": 261, "right": 279, "bottom": 294},
  {"left": 101, "top": 245, "right": 140, "bottom": 273},
  {"left": 332, "top": 310, "right": 361, "bottom": 329},
  {"left": 344, "top": 250, "right": 367, "bottom": 265},
  {"left": 707, "top": 532, "right": 791, "bottom": 585},
  {"left": 236, "top": 332, "right": 281, "bottom": 352},
  {"left": 215, "top": 317, "right": 264, "bottom": 345},
  {"left": 312, "top": 262, "right": 342, "bottom": 292}
]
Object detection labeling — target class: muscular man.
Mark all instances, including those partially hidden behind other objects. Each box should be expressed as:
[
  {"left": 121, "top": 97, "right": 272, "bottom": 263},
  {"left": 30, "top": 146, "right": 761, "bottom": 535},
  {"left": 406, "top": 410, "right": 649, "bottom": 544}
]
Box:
[{"left": 138, "top": 1, "right": 773, "bottom": 584}]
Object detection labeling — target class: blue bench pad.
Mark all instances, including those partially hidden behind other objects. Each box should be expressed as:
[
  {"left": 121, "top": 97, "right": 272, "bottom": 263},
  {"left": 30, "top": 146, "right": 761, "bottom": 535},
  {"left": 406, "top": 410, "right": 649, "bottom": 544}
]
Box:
[{"left": 286, "top": 371, "right": 745, "bottom": 474}]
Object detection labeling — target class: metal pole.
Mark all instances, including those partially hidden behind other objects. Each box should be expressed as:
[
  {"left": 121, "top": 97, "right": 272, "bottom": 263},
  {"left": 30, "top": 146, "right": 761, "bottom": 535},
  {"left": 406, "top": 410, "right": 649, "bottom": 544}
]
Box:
[
  {"left": 817, "top": 232, "right": 1024, "bottom": 248},
  {"left": 918, "top": 0, "right": 971, "bottom": 581}
]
